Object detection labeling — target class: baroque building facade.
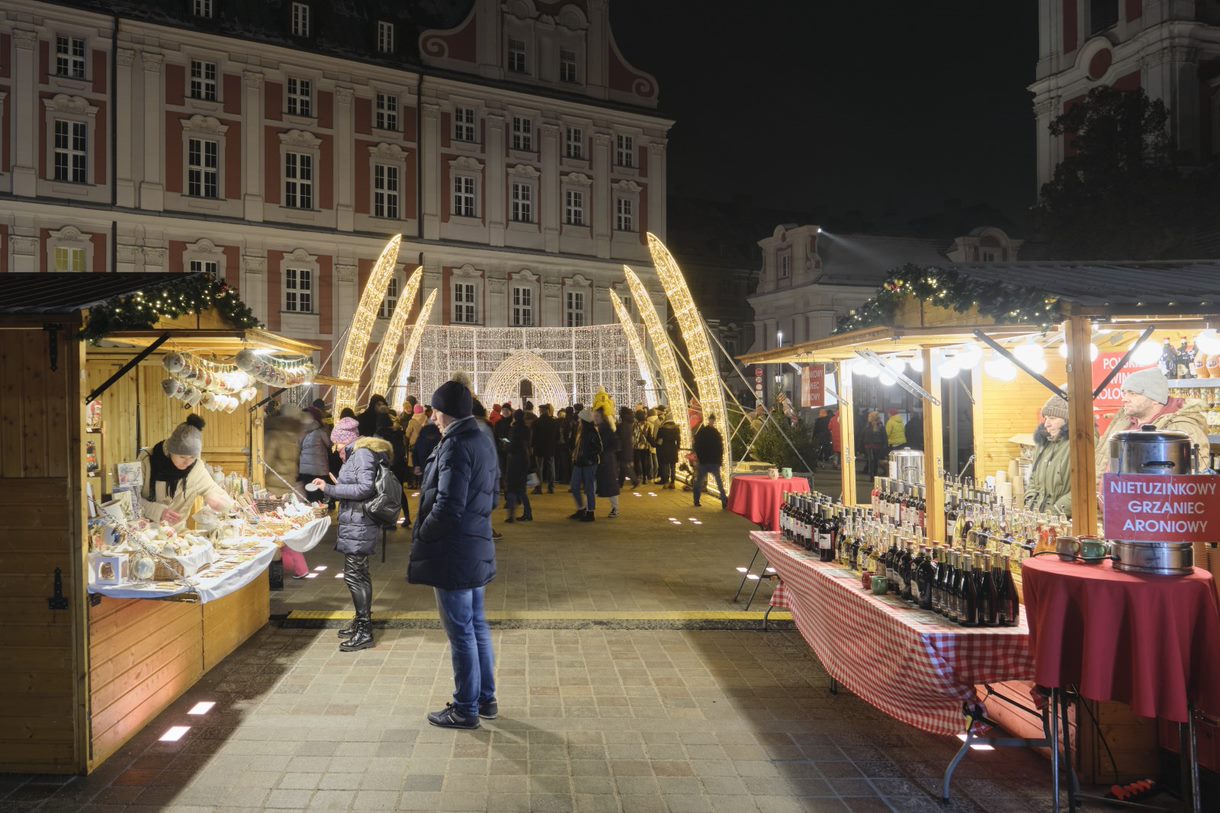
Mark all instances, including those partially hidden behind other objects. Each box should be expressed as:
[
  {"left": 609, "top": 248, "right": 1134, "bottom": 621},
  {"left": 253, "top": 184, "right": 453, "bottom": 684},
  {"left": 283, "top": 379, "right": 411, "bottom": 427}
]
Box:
[{"left": 0, "top": 0, "right": 671, "bottom": 381}]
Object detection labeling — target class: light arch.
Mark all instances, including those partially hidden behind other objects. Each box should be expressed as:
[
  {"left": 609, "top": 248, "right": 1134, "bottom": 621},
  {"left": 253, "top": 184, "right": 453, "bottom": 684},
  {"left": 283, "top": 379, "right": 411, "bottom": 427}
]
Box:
[
  {"left": 336, "top": 234, "right": 402, "bottom": 412},
  {"left": 622, "top": 265, "right": 691, "bottom": 453},
  {"left": 370, "top": 266, "right": 423, "bottom": 401},
  {"left": 482, "top": 352, "right": 568, "bottom": 411},
  {"left": 392, "top": 289, "right": 440, "bottom": 410},
  {"left": 609, "top": 289, "right": 657, "bottom": 408}
]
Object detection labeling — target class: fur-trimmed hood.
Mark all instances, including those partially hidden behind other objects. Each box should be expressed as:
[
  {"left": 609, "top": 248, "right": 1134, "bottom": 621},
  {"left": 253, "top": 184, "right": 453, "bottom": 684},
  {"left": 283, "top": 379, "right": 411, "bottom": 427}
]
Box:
[{"left": 352, "top": 436, "right": 393, "bottom": 455}]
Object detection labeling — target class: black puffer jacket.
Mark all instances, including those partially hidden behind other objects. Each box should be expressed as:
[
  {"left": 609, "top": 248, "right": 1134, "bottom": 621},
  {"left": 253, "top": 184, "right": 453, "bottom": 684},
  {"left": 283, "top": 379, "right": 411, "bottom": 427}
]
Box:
[
  {"left": 408, "top": 416, "right": 498, "bottom": 590},
  {"left": 328, "top": 436, "right": 392, "bottom": 556},
  {"left": 693, "top": 425, "right": 724, "bottom": 466},
  {"left": 596, "top": 422, "right": 620, "bottom": 497},
  {"left": 505, "top": 419, "right": 532, "bottom": 492},
  {"left": 571, "top": 420, "right": 603, "bottom": 467},
  {"left": 656, "top": 420, "right": 681, "bottom": 464}
]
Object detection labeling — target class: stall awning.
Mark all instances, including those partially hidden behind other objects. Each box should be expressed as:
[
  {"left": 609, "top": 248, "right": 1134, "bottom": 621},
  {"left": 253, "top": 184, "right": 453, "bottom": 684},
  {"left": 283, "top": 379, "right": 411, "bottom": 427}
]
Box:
[
  {"left": 101, "top": 328, "right": 319, "bottom": 356},
  {"left": 739, "top": 323, "right": 1040, "bottom": 365},
  {"left": 0, "top": 272, "right": 189, "bottom": 315}
]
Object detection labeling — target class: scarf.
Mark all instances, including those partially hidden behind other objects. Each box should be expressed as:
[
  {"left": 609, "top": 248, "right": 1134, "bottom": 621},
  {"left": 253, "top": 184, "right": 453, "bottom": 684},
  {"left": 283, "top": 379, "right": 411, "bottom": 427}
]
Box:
[{"left": 146, "top": 441, "right": 195, "bottom": 500}]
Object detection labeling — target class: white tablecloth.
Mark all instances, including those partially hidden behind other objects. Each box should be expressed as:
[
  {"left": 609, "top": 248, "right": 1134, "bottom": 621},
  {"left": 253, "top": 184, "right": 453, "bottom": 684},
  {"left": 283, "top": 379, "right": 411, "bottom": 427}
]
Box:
[
  {"left": 87, "top": 541, "right": 278, "bottom": 604},
  {"left": 281, "top": 515, "right": 331, "bottom": 552}
]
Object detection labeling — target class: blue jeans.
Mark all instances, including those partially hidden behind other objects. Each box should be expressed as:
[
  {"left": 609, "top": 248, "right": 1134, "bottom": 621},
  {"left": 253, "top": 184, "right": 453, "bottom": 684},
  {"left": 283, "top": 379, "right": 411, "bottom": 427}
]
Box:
[
  {"left": 434, "top": 587, "right": 495, "bottom": 718},
  {"left": 571, "top": 464, "right": 596, "bottom": 512},
  {"left": 694, "top": 464, "right": 726, "bottom": 506}
]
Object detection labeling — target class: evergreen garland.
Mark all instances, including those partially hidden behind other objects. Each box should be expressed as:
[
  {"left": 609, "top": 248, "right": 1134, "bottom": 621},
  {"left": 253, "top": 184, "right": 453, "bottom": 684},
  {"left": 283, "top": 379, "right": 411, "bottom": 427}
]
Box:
[
  {"left": 834, "top": 264, "right": 1062, "bottom": 334},
  {"left": 81, "top": 274, "right": 262, "bottom": 341}
]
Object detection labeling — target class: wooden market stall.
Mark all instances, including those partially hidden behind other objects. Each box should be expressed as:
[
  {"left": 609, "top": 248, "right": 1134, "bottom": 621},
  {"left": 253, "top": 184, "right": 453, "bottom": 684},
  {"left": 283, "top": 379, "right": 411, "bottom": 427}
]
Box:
[
  {"left": 0, "top": 273, "right": 319, "bottom": 774},
  {"left": 741, "top": 259, "right": 1220, "bottom": 785}
]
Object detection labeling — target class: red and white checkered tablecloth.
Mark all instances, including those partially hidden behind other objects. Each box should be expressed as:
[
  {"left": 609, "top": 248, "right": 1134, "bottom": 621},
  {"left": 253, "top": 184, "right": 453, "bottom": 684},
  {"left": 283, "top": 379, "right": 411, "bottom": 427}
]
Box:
[{"left": 752, "top": 531, "right": 1035, "bottom": 736}]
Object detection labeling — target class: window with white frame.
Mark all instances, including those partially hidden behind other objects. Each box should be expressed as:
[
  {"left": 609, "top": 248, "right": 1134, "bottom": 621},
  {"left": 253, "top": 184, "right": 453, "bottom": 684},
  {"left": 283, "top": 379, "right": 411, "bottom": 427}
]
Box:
[
  {"left": 564, "top": 189, "right": 585, "bottom": 226},
  {"left": 375, "top": 93, "right": 398, "bottom": 131},
  {"left": 374, "top": 163, "right": 399, "bottom": 219},
  {"left": 377, "top": 21, "right": 395, "bottom": 54},
  {"left": 507, "top": 38, "right": 527, "bottom": 73},
  {"left": 565, "top": 126, "right": 583, "bottom": 160},
  {"left": 510, "top": 181, "right": 533, "bottom": 223},
  {"left": 453, "top": 106, "right": 476, "bottom": 142},
  {"left": 615, "top": 133, "right": 634, "bottom": 168},
  {"left": 190, "top": 60, "right": 217, "bottom": 101},
  {"left": 777, "top": 250, "right": 791, "bottom": 279},
  {"left": 511, "top": 285, "right": 533, "bottom": 327},
  {"left": 193, "top": 0, "right": 214, "bottom": 18},
  {"left": 54, "top": 246, "right": 85, "bottom": 273},
  {"left": 453, "top": 282, "right": 477, "bottom": 324},
  {"left": 291, "top": 2, "right": 311, "bottom": 37},
  {"left": 615, "top": 197, "right": 634, "bottom": 232},
  {"left": 284, "top": 151, "right": 313, "bottom": 209},
  {"left": 56, "top": 35, "right": 86, "bottom": 80},
  {"left": 379, "top": 275, "right": 398, "bottom": 319},
  {"left": 190, "top": 258, "right": 220, "bottom": 279},
  {"left": 286, "top": 77, "right": 312, "bottom": 116},
  {"left": 565, "top": 290, "right": 586, "bottom": 327},
  {"left": 187, "top": 137, "right": 219, "bottom": 198},
  {"left": 620, "top": 295, "right": 632, "bottom": 315},
  {"left": 511, "top": 116, "right": 533, "bottom": 151},
  {"left": 285, "top": 266, "right": 313, "bottom": 313},
  {"left": 453, "top": 175, "right": 477, "bottom": 218},
  {"left": 53, "top": 120, "right": 87, "bottom": 183},
  {"left": 559, "top": 48, "right": 579, "bottom": 83}
]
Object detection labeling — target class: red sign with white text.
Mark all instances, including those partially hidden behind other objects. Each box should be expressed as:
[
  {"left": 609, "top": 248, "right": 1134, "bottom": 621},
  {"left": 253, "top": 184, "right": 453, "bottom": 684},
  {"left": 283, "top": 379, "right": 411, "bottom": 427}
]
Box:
[
  {"left": 1093, "top": 353, "right": 1155, "bottom": 435},
  {"left": 804, "top": 365, "right": 825, "bottom": 408},
  {"left": 1102, "top": 474, "right": 1220, "bottom": 543}
]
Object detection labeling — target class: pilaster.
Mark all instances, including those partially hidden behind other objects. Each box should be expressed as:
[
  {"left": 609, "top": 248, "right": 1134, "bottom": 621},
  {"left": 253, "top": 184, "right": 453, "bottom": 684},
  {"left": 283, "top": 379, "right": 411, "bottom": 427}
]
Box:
[
  {"left": 11, "top": 29, "right": 38, "bottom": 196},
  {"left": 540, "top": 122, "right": 561, "bottom": 253},
  {"left": 335, "top": 86, "right": 355, "bottom": 231},
  {"left": 140, "top": 52, "right": 165, "bottom": 211},
  {"left": 592, "top": 131, "right": 612, "bottom": 258},
  {"left": 486, "top": 113, "right": 507, "bottom": 246},
  {"left": 242, "top": 71, "right": 265, "bottom": 221}
]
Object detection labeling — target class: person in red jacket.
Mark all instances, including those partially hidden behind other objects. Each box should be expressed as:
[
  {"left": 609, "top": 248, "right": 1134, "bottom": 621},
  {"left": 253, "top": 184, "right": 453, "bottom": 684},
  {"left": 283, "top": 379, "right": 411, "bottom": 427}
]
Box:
[{"left": 828, "top": 410, "right": 842, "bottom": 470}]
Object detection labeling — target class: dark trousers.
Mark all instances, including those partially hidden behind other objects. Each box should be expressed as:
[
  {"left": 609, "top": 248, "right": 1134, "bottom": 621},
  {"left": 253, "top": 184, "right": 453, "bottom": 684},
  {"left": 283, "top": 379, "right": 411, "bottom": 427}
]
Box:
[
  {"left": 506, "top": 488, "right": 532, "bottom": 518},
  {"left": 619, "top": 455, "right": 636, "bottom": 486},
  {"left": 537, "top": 456, "right": 555, "bottom": 491},
  {"left": 658, "top": 460, "right": 676, "bottom": 486},
  {"left": 343, "top": 554, "right": 372, "bottom": 621},
  {"left": 634, "top": 449, "right": 652, "bottom": 481}
]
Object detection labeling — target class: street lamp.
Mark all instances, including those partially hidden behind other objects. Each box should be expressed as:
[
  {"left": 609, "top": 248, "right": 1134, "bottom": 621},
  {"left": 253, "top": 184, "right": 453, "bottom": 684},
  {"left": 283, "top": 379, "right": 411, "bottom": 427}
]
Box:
[{"left": 776, "top": 329, "right": 784, "bottom": 348}]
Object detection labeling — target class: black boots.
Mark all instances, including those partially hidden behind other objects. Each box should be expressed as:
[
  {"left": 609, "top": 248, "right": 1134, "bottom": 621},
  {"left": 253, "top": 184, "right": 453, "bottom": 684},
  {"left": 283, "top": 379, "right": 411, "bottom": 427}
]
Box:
[
  {"left": 341, "top": 554, "right": 373, "bottom": 651},
  {"left": 340, "top": 619, "right": 374, "bottom": 651}
]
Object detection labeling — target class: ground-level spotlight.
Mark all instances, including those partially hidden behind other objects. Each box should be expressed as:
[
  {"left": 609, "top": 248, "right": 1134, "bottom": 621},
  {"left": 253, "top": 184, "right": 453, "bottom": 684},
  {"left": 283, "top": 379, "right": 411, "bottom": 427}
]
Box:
[
  {"left": 736, "top": 567, "right": 748, "bottom": 573},
  {"left": 955, "top": 733, "right": 995, "bottom": 751},
  {"left": 313, "top": 566, "right": 327, "bottom": 572},
  {"left": 187, "top": 702, "right": 215, "bottom": 716},
  {"left": 160, "top": 726, "right": 190, "bottom": 742}
]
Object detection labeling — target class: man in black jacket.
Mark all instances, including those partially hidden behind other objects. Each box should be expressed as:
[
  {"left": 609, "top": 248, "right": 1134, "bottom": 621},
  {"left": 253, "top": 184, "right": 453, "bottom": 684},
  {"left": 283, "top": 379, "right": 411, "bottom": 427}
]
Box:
[
  {"left": 692, "top": 414, "right": 728, "bottom": 509},
  {"left": 531, "top": 404, "right": 559, "bottom": 494},
  {"left": 409, "top": 381, "right": 499, "bottom": 729}
]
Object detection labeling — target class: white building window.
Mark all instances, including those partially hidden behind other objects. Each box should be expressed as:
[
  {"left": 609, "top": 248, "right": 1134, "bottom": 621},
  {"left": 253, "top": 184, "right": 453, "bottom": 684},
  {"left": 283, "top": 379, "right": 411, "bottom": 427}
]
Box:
[
  {"left": 615, "top": 197, "right": 634, "bottom": 232},
  {"left": 53, "top": 120, "right": 87, "bottom": 182},
  {"left": 291, "top": 3, "right": 311, "bottom": 37},
  {"left": 379, "top": 276, "right": 399, "bottom": 319},
  {"left": 284, "top": 151, "right": 313, "bottom": 209},
  {"left": 193, "top": 0, "right": 214, "bottom": 18},
  {"left": 511, "top": 286, "right": 533, "bottom": 327},
  {"left": 559, "top": 49, "right": 579, "bottom": 84},
  {"left": 453, "top": 175, "right": 477, "bottom": 218},
  {"left": 565, "top": 189, "right": 585, "bottom": 226},
  {"left": 187, "top": 137, "right": 219, "bottom": 198},
  {"left": 507, "top": 38, "right": 528, "bottom": 74},
  {"left": 453, "top": 282, "right": 477, "bottom": 324},
  {"left": 190, "top": 60, "right": 217, "bottom": 101},
  {"left": 56, "top": 36, "right": 86, "bottom": 80},
  {"left": 285, "top": 267, "right": 313, "bottom": 313},
  {"left": 510, "top": 181, "right": 533, "bottom": 223},
  {"left": 453, "top": 106, "right": 476, "bottom": 142},
  {"left": 615, "top": 133, "right": 634, "bottom": 168},
  {"left": 190, "top": 258, "right": 220, "bottom": 279},
  {"left": 286, "top": 77, "right": 312, "bottom": 117},
  {"left": 54, "top": 246, "right": 85, "bottom": 273},
  {"left": 377, "top": 21, "right": 395, "bottom": 54},
  {"left": 511, "top": 116, "right": 533, "bottom": 152},
  {"left": 778, "top": 250, "right": 791, "bottom": 280},
  {"left": 565, "top": 126, "right": 583, "bottom": 160},
  {"left": 565, "top": 291, "right": 586, "bottom": 327},
  {"left": 374, "top": 163, "right": 399, "bottom": 219},
  {"left": 375, "top": 93, "right": 398, "bottom": 131}
]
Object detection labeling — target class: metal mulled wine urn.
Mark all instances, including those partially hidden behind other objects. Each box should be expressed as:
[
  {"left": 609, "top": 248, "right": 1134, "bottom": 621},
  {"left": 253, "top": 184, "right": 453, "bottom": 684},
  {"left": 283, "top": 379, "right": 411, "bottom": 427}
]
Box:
[
  {"left": 888, "top": 450, "right": 924, "bottom": 486},
  {"left": 1108, "top": 425, "right": 1196, "bottom": 576}
]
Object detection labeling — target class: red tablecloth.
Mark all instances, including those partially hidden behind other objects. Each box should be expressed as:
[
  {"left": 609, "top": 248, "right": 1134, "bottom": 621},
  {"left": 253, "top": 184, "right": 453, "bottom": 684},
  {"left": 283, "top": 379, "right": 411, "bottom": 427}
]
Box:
[
  {"left": 728, "top": 475, "right": 809, "bottom": 530},
  {"left": 1021, "top": 557, "right": 1220, "bottom": 722},
  {"left": 753, "top": 531, "right": 1034, "bottom": 735}
]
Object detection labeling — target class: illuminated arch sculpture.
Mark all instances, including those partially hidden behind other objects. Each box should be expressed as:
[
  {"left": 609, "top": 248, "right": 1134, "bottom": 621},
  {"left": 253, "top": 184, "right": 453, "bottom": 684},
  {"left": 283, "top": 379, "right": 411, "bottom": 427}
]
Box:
[
  {"left": 392, "top": 289, "right": 439, "bottom": 410},
  {"left": 622, "top": 265, "right": 691, "bottom": 453},
  {"left": 609, "top": 289, "right": 658, "bottom": 408},
  {"left": 336, "top": 234, "right": 402, "bottom": 413},
  {"left": 370, "top": 265, "right": 423, "bottom": 402},
  {"left": 482, "top": 351, "right": 569, "bottom": 410},
  {"left": 647, "top": 232, "right": 732, "bottom": 491}
]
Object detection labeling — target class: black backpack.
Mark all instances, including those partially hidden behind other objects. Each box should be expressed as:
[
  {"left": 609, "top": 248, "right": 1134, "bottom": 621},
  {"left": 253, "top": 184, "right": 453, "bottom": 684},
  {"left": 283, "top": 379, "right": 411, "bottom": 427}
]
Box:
[{"left": 364, "top": 458, "right": 403, "bottom": 527}]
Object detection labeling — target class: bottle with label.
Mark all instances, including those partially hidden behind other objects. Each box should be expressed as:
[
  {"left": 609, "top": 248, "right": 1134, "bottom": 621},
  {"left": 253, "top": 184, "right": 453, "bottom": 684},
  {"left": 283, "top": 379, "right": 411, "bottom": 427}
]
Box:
[
  {"left": 995, "top": 554, "right": 1020, "bottom": 627},
  {"left": 927, "top": 547, "right": 942, "bottom": 613},
  {"left": 944, "top": 550, "right": 960, "bottom": 623},
  {"left": 900, "top": 542, "right": 916, "bottom": 602},
  {"left": 959, "top": 553, "right": 980, "bottom": 627},
  {"left": 975, "top": 553, "right": 997, "bottom": 627},
  {"left": 816, "top": 507, "right": 834, "bottom": 562}
]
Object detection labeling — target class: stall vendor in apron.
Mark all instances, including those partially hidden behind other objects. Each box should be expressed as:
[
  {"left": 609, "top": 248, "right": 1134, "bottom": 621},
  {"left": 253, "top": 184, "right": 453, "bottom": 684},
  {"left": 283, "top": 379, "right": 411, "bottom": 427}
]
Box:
[{"left": 138, "top": 414, "right": 233, "bottom": 531}]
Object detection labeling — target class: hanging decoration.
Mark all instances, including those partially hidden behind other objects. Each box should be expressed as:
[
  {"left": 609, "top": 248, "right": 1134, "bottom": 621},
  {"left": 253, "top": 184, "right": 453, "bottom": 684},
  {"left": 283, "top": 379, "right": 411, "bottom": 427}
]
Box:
[
  {"left": 391, "top": 289, "right": 439, "bottom": 410},
  {"left": 161, "top": 351, "right": 256, "bottom": 412},
  {"left": 235, "top": 349, "right": 315, "bottom": 388},
  {"left": 834, "top": 264, "right": 1062, "bottom": 334},
  {"left": 370, "top": 266, "right": 424, "bottom": 401},
  {"left": 335, "top": 235, "right": 403, "bottom": 413},
  {"left": 81, "top": 274, "right": 260, "bottom": 341}
]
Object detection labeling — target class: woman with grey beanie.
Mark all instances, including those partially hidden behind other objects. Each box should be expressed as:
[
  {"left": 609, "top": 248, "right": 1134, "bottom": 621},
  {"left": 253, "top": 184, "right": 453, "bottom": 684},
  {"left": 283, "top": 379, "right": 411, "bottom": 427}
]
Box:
[{"left": 138, "top": 414, "right": 234, "bottom": 531}]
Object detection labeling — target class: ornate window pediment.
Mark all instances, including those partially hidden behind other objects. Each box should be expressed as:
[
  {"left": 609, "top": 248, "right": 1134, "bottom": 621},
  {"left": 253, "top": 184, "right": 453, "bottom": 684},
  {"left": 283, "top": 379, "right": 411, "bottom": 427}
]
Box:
[
  {"left": 508, "top": 163, "right": 541, "bottom": 179},
  {"left": 613, "top": 179, "right": 641, "bottom": 193},
  {"left": 278, "top": 129, "right": 321, "bottom": 149},
  {"left": 450, "top": 155, "right": 484, "bottom": 172},
  {"left": 369, "top": 142, "right": 406, "bottom": 161},
  {"left": 183, "top": 114, "right": 228, "bottom": 136},
  {"left": 564, "top": 171, "right": 592, "bottom": 186},
  {"left": 43, "top": 93, "right": 94, "bottom": 115}
]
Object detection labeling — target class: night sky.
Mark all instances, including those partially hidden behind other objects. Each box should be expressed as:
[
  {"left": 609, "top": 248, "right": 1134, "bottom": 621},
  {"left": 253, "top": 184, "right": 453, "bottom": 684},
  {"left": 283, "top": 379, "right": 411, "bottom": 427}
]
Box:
[{"left": 610, "top": 1, "right": 1040, "bottom": 230}]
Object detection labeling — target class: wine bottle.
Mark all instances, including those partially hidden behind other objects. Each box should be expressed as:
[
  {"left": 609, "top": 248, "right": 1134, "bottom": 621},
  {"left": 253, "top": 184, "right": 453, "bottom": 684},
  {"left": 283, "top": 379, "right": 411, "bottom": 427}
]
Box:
[
  {"left": 976, "top": 553, "right": 998, "bottom": 627},
  {"left": 996, "top": 554, "right": 1020, "bottom": 627},
  {"left": 959, "top": 553, "right": 980, "bottom": 627}
]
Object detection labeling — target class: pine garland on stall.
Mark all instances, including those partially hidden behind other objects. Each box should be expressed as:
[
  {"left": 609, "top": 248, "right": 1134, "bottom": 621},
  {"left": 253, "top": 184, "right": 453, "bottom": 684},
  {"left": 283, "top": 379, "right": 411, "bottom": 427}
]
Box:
[
  {"left": 82, "top": 275, "right": 261, "bottom": 341},
  {"left": 834, "top": 264, "right": 1062, "bottom": 334}
]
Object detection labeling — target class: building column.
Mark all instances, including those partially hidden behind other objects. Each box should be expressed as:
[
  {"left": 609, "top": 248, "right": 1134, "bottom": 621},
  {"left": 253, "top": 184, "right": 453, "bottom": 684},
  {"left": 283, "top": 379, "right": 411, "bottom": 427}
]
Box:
[
  {"left": 140, "top": 52, "right": 165, "bottom": 211},
  {"left": 335, "top": 260, "right": 358, "bottom": 346},
  {"left": 486, "top": 112, "right": 506, "bottom": 246},
  {"left": 647, "top": 141, "right": 667, "bottom": 239},
  {"left": 421, "top": 101, "right": 441, "bottom": 240},
  {"left": 335, "top": 85, "right": 355, "bottom": 231},
  {"left": 242, "top": 71, "right": 264, "bottom": 221},
  {"left": 592, "top": 131, "right": 612, "bottom": 258},
  {"left": 115, "top": 48, "right": 137, "bottom": 206},
  {"left": 539, "top": 122, "right": 561, "bottom": 253},
  {"left": 242, "top": 252, "right": 268, "bottom": 324},
  {"left": 10, "top": 29, "right": 38, "bottom": 196}
]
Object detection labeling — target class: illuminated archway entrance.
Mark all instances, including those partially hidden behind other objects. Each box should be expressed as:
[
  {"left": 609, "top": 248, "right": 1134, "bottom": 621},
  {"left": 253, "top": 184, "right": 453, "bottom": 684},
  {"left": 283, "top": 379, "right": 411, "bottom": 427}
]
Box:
[{"left": 482, "top": 352, "right": 568, "bottom": 409}]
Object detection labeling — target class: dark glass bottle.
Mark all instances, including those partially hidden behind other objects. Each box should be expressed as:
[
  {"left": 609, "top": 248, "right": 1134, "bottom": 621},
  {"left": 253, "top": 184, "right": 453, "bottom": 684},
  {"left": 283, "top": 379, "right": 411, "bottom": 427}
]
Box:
[
  {"left": 995, "top": 554, "right": 1020, "bottom": 627},
  {"left": 976, "top": 553, "right": 998, "bottom": 627},
  {"left": 927, "top": 547, "right": 942, "bottom": 613},
  {"left": 900, "top": 543, "right": 916, "bottom": 602},
  {"left": 959, "top": 553, "right": 980, "bottom": 627},
  {"left": 944, "top": 551, "right": 960, "bottom": 623},
  {"left": 915, "top": 547, "right": 934, "bottom": 610}
]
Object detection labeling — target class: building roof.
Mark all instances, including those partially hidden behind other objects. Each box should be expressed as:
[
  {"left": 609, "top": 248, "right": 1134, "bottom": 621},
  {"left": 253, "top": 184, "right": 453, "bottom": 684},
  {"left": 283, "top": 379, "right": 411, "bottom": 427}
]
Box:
[
  {"left": 816, "top": 234, "right": 949, "bottom": 286},
  {"left": 0, "top": 273, "right": 191, "bottom": 316}
]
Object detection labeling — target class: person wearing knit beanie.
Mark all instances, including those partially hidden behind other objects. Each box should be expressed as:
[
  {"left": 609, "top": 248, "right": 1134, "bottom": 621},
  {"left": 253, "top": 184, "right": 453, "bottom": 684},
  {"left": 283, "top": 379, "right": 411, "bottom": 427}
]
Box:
[
  {"left": 1121, "top": 368, "right": 1169, "bottom": 406},
  {"left": 1026, "top": 393, "right": 1073, "bottom": 516},
  {"left": 431, "top": 380, "right": 474, "bottom": 420},
  {"left": 139, "top": 413, "right": 232, "bottom": 530},
  {"left": 1040, "top": 394, "right": 1069, "bottom": 422},
  {"left": 331, "top": 416, "right": 360, "bottom": 449}
]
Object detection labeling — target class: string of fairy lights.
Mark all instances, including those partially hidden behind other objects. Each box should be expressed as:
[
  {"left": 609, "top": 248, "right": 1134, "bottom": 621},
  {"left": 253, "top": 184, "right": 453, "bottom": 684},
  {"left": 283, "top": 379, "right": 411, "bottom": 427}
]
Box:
[
  {"left": 609, "top": 289, "right": 658, "bottom": 408},
  {"left": 81, "top": 275, "right": 260, "bottom": 341},
  {"left": 370, "top": 266, "right": 423, "bottom": 400}
]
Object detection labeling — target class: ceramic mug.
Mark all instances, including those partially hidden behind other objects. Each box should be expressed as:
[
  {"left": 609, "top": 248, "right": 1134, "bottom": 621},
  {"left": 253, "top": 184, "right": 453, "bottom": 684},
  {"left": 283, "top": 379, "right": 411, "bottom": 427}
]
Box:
[
  {"left": 1078, "top": 536, "right": 1108, "bottom": 563},
  {"left": 861, "top": 571, "right": 873, "bottom": 590},
  {"left": 781, "top": 467, "right": 793, "bottom": 480},
  {"left": 871, "top": 575, "right": 888, "bottom": 595},
  {"left": 768, "top": 468, "right": 779, "bottom": 480}
]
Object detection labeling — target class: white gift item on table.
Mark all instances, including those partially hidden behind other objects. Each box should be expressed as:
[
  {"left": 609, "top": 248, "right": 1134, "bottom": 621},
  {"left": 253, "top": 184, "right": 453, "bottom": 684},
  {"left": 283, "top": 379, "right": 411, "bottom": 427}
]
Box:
[
  {"left": 132, "top": 555, "right": 156, "bottom": 581},
  {"left": 89, "top": 552, "right": 130, "bottom": 585},
  {"left": 171, "top": 542, "right": 218, "bottom": 577},
  {"left": 994, "top": 470, "right": 1007, "bottom": 486}
]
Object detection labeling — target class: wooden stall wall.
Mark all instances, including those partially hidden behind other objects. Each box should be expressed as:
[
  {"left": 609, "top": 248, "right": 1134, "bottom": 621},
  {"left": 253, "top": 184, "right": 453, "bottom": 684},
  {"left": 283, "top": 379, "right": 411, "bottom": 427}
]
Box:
[
  {"left": 0, "top": 322, "right": 88, "bottom": 773},
  {"left": 973, "top": 356, "right": 1067, "bottom": 484}
]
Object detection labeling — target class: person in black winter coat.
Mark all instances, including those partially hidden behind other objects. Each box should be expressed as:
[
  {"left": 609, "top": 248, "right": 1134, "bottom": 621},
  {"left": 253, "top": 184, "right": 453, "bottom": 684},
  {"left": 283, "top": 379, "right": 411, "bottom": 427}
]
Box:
[
  {"left": 569, "top": 408, "right": 602, "bottom": 521},
  {"left": 692, "top": 415, "right": 728, "bottom": 509},
  {"left": 655, "top": 418, "right": 681, "bottom": 488},
  {"left": 409, "top": 381, "right": 499, "bottom": 730},
  {"left": 413, "top": 421, "right": 441, "bottom": 481},
  {"left": 554, "top": 408, "right": 572, "bottom": 485},
  {"left": 904, "top": 410, "right": 924, "bottom": 451},
  {"left": 504, "top": 410, "right": 533, "bottom": 523},
  {"left": 310, "top": 417, "right": 389, "bottom": 652},
  {"left": 595, "top": 408, "right": 622, "bottom": 517},
  {"left": 493, "top": 404, "right": 512, "bottom": 492},
  {"left": 616, "top": 407, "right": 638, "bottom": 488},
  {"left": 357, "top": 394, "right": 389, "bottom": 438},
  {"left": 531, "top": 404, "right": 559, "bottom": 494}
]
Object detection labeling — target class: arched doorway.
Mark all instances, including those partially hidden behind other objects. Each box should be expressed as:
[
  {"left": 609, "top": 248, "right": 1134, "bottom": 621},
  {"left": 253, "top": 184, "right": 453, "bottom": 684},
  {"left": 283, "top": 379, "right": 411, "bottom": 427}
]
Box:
[{"left": 483, "top": 352, "right": 568, "bottom": 409}]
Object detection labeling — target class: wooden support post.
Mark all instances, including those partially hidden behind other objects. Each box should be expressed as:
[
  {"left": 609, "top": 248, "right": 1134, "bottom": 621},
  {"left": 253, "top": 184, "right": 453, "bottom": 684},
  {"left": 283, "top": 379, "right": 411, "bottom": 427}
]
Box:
[
  {"left": 1065, "top": 315, "right": 1098, "bottom": 535},
  {"left": 922, "top": 348, "right": 946, "bottom": 543},
  {"left": 837, "top": 361, "right": 858, "bottom": 506}
]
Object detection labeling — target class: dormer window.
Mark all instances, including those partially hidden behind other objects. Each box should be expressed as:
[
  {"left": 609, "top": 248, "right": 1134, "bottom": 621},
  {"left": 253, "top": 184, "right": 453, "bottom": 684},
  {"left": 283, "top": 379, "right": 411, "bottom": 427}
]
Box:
[
  {"left": 193, "top": 0, "right": 214, "bottom": 18},
  {"left": 377, "top": 21, "right": 395, "bottom": 54},
  {"left": 291, "top": 2, "right": 310, "bottom": 38},
  {"left": 778, "top": 251, "right": 791, "bottom": 280},
  {"left": 559, "top": 49, "right": 579, "bottom": 84},
  {"left": 507, "top": 38, "right": 528, "bottom": 74}
]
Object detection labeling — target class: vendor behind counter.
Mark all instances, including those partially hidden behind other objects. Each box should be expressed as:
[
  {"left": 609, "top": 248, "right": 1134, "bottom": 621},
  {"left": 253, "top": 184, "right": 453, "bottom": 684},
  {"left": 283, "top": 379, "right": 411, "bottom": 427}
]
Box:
[{"left": 139, "top": 414, "right": 233, "bottom": 531}]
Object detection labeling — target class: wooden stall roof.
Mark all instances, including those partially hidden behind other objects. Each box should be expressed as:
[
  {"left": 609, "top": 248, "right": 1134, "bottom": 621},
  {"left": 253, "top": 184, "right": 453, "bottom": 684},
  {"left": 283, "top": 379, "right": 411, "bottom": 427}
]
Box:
[
  {"left": 740, "top": 323, "right": 1039, "bottom": 365},
  {"left": 101, "top": 328, "right": 319, "bottom": 357},
  {"left": 0, "top": 273, "right": 188, "bottom": 315}
]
